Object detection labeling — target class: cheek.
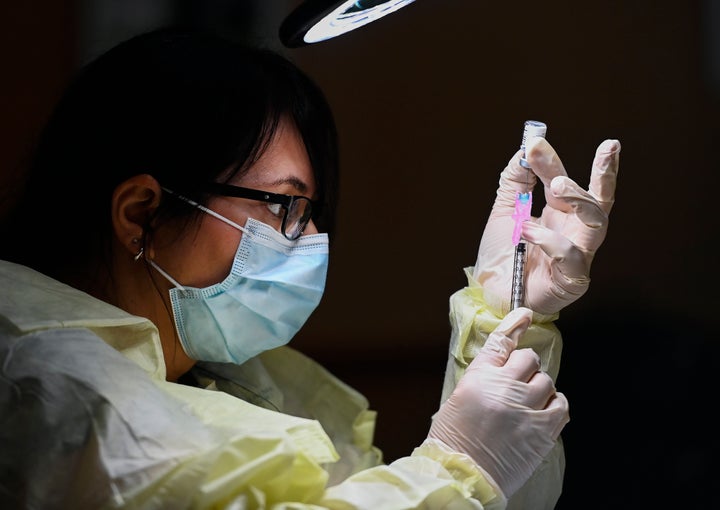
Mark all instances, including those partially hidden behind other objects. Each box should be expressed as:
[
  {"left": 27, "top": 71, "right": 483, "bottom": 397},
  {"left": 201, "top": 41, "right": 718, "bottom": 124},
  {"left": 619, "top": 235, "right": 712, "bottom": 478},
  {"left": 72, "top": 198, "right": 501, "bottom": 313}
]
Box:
[{"left": 174, "top": 220, "right": 242, "bottom": 288}]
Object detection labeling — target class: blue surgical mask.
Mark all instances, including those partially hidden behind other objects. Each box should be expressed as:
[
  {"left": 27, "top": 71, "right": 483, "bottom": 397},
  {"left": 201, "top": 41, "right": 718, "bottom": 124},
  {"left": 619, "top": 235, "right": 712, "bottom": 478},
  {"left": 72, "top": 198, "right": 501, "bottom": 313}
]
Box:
[{"left": 149, "top": 209, "right": 329, "bottom": 365}]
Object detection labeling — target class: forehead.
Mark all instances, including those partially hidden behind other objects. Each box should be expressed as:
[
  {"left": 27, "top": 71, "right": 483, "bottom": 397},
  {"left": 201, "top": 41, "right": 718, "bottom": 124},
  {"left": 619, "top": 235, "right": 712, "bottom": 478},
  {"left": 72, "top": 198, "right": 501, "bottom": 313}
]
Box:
[{"left": 238, "top": 120, "right": 314, "bottom": 195}]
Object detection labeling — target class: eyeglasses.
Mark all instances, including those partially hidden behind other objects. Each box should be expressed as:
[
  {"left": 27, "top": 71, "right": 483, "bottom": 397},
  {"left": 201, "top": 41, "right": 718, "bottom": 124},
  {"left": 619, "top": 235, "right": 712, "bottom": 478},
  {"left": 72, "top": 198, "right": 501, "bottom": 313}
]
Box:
[{"left": 202, "top": 182, "right": 317, "bottom": 241}]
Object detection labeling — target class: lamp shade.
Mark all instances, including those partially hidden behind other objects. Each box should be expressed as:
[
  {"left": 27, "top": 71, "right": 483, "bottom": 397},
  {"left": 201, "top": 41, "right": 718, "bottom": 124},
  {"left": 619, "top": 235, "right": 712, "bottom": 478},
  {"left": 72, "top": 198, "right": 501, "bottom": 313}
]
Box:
[{"left": 280, "top": 0, "right": 416, "bottom": 47}]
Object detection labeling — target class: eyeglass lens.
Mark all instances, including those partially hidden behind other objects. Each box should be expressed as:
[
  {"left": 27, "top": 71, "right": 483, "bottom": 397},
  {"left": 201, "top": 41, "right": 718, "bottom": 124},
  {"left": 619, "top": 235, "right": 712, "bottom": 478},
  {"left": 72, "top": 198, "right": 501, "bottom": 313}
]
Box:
[{"left": 284, "top": 197, "right": 313, "bottom": 240}]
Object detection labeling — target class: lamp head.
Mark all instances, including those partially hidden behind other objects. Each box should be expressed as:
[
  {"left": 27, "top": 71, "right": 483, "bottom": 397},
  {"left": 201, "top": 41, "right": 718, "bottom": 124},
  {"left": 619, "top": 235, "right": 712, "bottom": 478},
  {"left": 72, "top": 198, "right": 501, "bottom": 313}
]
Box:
[{"left": 280, "top": 0, "right": 416, "bottom": 48}]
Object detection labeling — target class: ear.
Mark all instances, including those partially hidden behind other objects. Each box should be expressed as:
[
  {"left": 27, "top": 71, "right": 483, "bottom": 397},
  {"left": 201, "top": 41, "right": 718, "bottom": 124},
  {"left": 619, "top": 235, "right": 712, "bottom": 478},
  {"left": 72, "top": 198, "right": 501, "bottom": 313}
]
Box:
[{"left": 112, "top": 174, "right": 162, "bottom": 258}]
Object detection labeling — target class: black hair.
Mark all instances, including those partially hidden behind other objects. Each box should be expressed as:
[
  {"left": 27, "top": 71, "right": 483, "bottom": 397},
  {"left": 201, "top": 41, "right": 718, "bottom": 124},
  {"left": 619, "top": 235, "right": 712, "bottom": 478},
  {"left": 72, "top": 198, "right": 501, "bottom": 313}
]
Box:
[{"left": 0, "top": 27, "right": 339, "bottom": 280}]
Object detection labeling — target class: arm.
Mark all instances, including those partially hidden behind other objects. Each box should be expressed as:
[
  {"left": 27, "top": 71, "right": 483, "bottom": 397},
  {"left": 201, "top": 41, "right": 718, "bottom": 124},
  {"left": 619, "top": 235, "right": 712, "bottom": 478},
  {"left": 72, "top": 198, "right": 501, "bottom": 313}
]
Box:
[
  {"left": 441, "top": 136, "right": 621, "bottom": 509},
  {"left": 444, "top": 135, "right": 620, "bottom": 396},
  {"left": 0, "top": 326, "right": 535, "bottom": 509}
]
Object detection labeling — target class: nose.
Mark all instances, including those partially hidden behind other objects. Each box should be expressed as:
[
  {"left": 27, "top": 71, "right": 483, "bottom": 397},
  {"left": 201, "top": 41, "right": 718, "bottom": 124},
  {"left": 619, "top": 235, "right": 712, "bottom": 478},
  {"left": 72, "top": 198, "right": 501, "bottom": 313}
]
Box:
[{"left": 302, "top": 219, "right": 319, "bottom": 236}]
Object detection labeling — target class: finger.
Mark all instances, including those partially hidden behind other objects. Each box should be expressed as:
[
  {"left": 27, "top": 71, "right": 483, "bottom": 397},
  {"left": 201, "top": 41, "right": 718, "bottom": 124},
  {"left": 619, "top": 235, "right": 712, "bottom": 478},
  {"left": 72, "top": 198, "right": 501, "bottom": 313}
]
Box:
[
  {"left": 522, "top": 221, "right": 588, "bottom": 274},
  {"left": 521, "top": 222, "right": 590, "bottom": 300},
  {"left": 588, "top": 139, "right": 621, "bottom": 215},
  {"left": 547, "top": 176, "right": 609, "bottom": 229},
  {"left": 503, "top": 347, "right": 541, "bottom": 382},
  {"left": 524, "top": 196, "right": 607, "bottom": 254},
  {"left": 524, "top": 370, "right": 558, "bottom": 409},
  {"left": 471, "top": 307, "right": 532, "bottom": 368},
  {"left": 544, "top": 392, "right": 570, "bottom": 440},
  {"left": 524, "top": 137, "right": 569, "bottom": 189}
]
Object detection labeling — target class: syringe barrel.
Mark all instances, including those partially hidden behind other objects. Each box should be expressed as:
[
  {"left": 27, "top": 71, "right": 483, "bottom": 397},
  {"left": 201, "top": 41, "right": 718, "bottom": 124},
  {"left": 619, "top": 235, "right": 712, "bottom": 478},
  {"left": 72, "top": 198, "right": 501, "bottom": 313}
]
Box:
[{"left": 511, "top": 242, "right": 527, "bottom": 310}]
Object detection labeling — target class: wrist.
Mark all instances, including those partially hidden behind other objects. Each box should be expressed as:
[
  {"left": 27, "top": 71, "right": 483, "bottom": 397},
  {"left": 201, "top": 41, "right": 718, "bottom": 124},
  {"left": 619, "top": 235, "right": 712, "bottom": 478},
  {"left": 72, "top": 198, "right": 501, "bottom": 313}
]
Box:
[
  {"left": 413, "top": 438, "right": 507, "bottom": 508},
  {"left": 449, "top": 269, "right": 564, "bottom": 381},
  {"left": 462, "top": 267, "right": 559, "bottom": 324}
]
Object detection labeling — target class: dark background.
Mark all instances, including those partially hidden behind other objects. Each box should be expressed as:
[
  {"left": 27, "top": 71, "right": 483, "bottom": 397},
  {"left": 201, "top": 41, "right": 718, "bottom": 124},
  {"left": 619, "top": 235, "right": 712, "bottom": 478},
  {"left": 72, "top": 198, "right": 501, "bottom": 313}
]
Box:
[{"left": 1, "top": 1, "right": 718, "bottom": 508}]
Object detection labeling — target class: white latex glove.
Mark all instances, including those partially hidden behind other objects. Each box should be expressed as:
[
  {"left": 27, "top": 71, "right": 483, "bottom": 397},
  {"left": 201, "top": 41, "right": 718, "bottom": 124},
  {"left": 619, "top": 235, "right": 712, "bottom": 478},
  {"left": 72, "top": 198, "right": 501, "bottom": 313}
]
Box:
[
  {"left": 428, "top": 307, "right": 569, "bottom": 500},
  {"left": 473, "top": 137, "right": 621, "bottom": 316}
]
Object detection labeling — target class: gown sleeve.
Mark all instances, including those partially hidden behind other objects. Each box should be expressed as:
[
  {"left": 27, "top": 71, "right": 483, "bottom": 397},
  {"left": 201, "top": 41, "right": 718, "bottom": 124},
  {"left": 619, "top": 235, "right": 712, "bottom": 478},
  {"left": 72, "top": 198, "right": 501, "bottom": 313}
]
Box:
[
  {"left": 440, "top": 267, "right": 566, "bottom": 510},
  {"left": 0, "top": 325, "right": 505, "bottom": 509}
]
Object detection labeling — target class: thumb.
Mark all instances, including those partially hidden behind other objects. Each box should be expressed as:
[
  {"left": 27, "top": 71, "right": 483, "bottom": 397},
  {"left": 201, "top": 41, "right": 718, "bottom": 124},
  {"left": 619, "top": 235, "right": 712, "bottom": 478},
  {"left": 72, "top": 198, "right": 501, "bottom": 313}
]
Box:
[
  {"left": 493, "top": 149, "right": 538, "bottom": 212},
  {"left": 472, "top": 307, "right": 533, "bottom": 368}
]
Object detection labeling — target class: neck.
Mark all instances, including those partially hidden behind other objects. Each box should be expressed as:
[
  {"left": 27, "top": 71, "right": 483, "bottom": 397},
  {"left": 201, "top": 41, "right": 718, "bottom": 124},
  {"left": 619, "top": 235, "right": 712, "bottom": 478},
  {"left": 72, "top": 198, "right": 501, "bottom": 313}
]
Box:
[{"left": 90, "top": 246, "right": 196, "bottom": 382}]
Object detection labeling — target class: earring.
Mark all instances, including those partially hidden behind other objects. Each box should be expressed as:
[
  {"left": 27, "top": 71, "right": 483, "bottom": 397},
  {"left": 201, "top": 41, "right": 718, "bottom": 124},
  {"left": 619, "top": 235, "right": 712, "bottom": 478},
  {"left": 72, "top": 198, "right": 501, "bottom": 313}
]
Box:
[{"left": 131, "top": 237, "right": 145, "bottom": 261}]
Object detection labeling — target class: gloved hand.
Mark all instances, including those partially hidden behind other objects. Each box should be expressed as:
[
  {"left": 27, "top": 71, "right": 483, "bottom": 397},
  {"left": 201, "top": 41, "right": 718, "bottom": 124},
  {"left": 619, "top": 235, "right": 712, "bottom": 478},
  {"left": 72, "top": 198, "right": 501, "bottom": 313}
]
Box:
[
  {"left": 473, "top": 137, "right": 621, "bottom": 316},
  {"left": 428, "top": 307, "right": 569, "bottom": 499}
]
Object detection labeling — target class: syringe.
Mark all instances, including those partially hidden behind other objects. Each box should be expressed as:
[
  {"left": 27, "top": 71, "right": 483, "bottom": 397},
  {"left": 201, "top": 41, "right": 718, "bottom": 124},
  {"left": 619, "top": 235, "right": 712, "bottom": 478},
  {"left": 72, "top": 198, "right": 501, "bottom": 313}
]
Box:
[{"left": 510, "top": 120, "right": 547, "bottom": 310}]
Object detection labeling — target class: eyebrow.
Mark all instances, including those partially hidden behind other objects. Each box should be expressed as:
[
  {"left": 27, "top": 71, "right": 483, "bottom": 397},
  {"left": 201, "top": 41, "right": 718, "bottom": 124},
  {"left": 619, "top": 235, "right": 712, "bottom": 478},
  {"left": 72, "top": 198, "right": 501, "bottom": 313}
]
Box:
[{"left": 266, "top": 175, "right": 310, "bottom": 195}]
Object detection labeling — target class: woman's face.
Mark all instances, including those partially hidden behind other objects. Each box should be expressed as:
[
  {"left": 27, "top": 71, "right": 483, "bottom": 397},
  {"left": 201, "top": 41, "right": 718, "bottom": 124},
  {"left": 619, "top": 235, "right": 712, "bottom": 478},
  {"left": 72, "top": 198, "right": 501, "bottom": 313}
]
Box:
[{"left": 153, "top": 118, "right": 319, "bottom": 288}]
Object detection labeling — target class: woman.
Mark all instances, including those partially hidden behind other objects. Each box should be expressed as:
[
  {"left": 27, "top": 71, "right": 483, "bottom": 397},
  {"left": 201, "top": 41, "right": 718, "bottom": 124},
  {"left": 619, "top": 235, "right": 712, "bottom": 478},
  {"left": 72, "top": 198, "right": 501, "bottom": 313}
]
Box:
[{"left": 0, "top": 27, "right": 619, "bottom": 509}]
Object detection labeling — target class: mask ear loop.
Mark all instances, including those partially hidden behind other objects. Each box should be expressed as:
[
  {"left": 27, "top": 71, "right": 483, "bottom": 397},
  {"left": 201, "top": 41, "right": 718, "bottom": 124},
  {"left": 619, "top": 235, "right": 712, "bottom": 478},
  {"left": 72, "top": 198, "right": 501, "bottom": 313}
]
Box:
[
  {"left": 161, "top": 186, "right": 252, "bottom": 237},
  {"left": 148, "top": 259, "right": 186, "bottom": 290},
  {"left": 146, "top": 187, "right": 222, "bottom": 292},
  {"left": 133, "top": 225, "right": 186, "bottom": 291}
]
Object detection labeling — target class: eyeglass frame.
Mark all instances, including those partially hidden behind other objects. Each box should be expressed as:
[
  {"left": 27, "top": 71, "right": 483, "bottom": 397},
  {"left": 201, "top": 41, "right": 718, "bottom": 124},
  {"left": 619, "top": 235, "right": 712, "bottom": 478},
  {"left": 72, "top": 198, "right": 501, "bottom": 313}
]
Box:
[{"left": 201, "top": 182, "right": 320, "bottom": 241}]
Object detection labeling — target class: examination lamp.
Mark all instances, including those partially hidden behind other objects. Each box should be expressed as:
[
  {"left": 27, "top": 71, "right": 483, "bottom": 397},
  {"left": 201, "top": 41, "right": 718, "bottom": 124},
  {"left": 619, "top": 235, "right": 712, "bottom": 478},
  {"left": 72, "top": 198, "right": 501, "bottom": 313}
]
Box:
[{"left": 280, "top": 0, "right": 416, "bottom": 48}]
